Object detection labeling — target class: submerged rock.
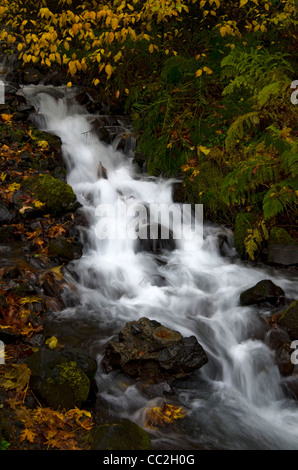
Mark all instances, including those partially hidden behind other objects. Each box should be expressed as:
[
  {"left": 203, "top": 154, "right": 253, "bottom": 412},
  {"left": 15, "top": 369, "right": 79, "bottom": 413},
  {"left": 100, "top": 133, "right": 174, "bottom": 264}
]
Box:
[
  {"left": 102, "top": 317, "right": 208, "bottom": 382},
  {"left": 240, "top": 280, "right": 285, "bottom": 307}
]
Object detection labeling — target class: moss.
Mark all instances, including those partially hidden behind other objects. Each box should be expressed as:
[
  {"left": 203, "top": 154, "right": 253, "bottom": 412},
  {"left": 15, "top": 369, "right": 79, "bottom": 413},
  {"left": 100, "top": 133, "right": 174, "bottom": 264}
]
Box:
[
  {"left": 91, "top": 419, "right": 151, "bottom": 450},
  {"left": 269, "top": 227, "right": 296, "bottom": 246},
  {"left": 40, "top": 360, "right": 90, "bottom": 409},
  {"left": 22, "top": 174, "right": 76, "bottom": 216}
]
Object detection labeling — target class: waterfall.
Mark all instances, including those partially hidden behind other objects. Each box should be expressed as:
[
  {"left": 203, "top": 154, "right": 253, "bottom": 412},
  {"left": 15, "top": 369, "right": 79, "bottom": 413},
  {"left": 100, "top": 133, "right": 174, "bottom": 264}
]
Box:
[{"left": 24, "top": 86, "right": 298, "bottom": 450}]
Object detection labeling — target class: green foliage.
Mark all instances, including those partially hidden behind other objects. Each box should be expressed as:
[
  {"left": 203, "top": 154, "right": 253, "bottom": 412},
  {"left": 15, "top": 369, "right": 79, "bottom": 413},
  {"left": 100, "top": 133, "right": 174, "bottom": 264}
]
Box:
[
  {"left": 269, "top": 227, "right": 296, "bottom": 245},
  {"left": 234, "top": 211, "right": 255, "bottom": 257},
  {"left": 0, "top": 439, "right": 10, "bottom": 450}
]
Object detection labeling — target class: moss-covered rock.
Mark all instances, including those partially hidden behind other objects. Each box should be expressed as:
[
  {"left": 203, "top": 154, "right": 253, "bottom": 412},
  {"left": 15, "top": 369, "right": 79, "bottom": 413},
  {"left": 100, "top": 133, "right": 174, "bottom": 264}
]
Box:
[
  {"left": 278, "top": 301, "right": 298, "bottom": 340},
  {"left": 267, "top": 228, "right": 298, "bottom": 266},
  {"left": 90, "top": 419, "right": 151, "bottom": 450},
  {"left": 22, "top": 174, "right": 77, "bottom": 216},
  {"left": 240, "top": 279, "right": 285, "bottom": 307},
  {"left": 25, "top": 347, "right": 96, "bottom": 409},
  {"left": 269, "top": 227, "right": 296, "bottom": 246},
  {"left": 40, "top": 359, "right": 90, "bottom": 409}
]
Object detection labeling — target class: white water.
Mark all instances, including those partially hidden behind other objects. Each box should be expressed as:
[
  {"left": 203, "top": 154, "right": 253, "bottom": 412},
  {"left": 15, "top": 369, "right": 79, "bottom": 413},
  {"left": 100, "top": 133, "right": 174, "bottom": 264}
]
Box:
[{"left": 26, "top": 88, "right": 298, "bottom": 450}]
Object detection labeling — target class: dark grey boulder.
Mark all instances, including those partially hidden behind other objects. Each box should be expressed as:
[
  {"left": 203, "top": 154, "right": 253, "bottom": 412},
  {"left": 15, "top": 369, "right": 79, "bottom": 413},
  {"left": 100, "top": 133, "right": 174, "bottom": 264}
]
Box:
[
  {"left": 102, "top": 317, "right": 208, "bottom": 382},
  {"left": 0, "top": 202, "right": 13, "bottom": 224},
  {"left": 278, "top": 301, "right": 298, "bottom": 340}
]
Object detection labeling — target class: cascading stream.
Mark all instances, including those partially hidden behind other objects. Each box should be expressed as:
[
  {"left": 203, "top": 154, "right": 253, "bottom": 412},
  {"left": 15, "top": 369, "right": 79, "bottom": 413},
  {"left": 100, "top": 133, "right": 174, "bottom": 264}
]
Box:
[{"left": 25, "top": 86, "right": 298, "bottom": 450}]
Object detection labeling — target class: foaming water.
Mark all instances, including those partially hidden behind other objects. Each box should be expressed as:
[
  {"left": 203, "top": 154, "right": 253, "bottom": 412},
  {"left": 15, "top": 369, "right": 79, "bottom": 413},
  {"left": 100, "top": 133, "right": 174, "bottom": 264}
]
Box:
[{"left": 26, "top": 87, "right": 298, "bottom": 450}]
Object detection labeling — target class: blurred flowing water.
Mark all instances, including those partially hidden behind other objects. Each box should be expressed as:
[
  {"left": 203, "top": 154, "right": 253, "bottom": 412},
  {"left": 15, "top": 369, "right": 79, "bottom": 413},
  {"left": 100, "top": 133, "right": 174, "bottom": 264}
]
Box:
[{"left": 24, "top": 86, "right": 298, "bottom": 450}]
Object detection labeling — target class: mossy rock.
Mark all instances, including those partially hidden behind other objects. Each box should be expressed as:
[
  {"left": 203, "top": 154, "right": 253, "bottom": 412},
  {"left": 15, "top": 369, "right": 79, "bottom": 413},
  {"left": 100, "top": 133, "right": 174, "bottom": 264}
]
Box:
[
  {"left": 234, "top": 211, "right": 255, "bottom": 257},
  {"left": 91, "top": 419, "right": 151, "bottom": 450},
  {"left": 22, "top": 174, "right": 77, "bottom": 216},
  {"left": 269, "top": 228, "right": 296, "bottom": 246},
  {"left": 26, "top": 348, "right": 94, "bottom": 409},
  {"left": 278, "top": 301, "right": 298, "bottom": 340},
  {"left": 240, "top": 279, "right": 285, "bottom": 307},
  {"left": 39, "top": 360, "right": 90, "bottom": 409}
]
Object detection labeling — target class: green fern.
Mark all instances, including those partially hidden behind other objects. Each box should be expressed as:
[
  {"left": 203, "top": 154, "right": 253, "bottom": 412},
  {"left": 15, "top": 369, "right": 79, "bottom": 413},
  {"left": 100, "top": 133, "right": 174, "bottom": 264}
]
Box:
[
  {"left": 263, "top": 181, "right": 298, "bottom": 220},
  {"left": 225, "top": 111, "right": 260, "bottom": 152}
]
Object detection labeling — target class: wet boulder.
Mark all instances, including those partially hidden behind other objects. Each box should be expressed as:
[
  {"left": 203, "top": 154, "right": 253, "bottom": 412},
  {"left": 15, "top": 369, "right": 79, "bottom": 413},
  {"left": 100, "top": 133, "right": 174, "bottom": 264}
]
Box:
[
  {"left": 0, "top": 201, "right": 14, "bottom": 224},
  {"left": 277, "top": 301, "right": 298, "bottom": 340},
  {"left": 134, "top": 222, "right": 176, "bottom": 254},
  {"left": 48, "top": 236, "right": 83, "bottom": 261},
  {"left": 240, "top": 280, "right": 285, "bottom": 307},
  {"left": 102, "top": 317, "right": 208, "bottom": 382}
]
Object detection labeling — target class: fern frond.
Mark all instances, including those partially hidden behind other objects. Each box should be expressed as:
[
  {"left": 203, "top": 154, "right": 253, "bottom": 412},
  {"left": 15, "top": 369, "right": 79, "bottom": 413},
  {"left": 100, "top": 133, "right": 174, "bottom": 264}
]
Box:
[{"left": 225, "top": 111, "right": 260, "bottom": 152}]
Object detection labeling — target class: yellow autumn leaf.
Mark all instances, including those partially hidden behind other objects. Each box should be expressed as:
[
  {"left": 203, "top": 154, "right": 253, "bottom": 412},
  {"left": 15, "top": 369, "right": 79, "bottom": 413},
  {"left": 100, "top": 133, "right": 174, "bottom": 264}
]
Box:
[
  {"left": 0, "top": 172, "right": 7, "bottom": 182},
  {"left": 37, "top": 140, "right": 49, "bottom": 148},
  {"left": 8, "top": 183, "right": 21, "bottom": 192},
  {"left": 66, "top": 81, "right": 72, "bottom": 88},
  {"left": 93, "top": 78, "right": 100, "bottom": 86},
  {"left": 149, "top": 44, "right": 154, "bottom": 53},
  {"left": 69, "top": 61, "right": 77, "bottom": 76},
  {"left": 105, "top": 64, "right": 113, "bottom": 79},
  {"left": 45, "top": 336, "right": 59, "bottom": 350},
  {"left": 220, "top": 26, "right": 227, "bottom": 37},
  {"left": 145, "top": 403, "right": 187, "bottom": 429},
  {"left": 1, "top": 113, "right": 13, "bottom": 122},
  {"left": 34, "top": 200, "right": 45, "bottom": 209},
  {"left": 195, "top": 69, "right": 203, "bottom": 77},
  {"left": 47, "top": 265, "right": 64, "bottom": 281},
  {"left": 203, "top": 66, "right": 213, "bottom": 74},
  {"left": 20, "top": 428, "right": 37, "bottom": 443},
  {"left": 240, "top": 0, "right": 248, "bottom": 6},
  {"left": 111, "top": 17, "right": 118, "bottom": 30},
  {"left": 72, "top": 23, "right": 79, "bottom": 35},
  {"left": 197, "top": 145, "right": 211, "bottom": 155},
  {"left": 114, "top": 51, "right": 122, "bottom": 62},
  {"left": 106, "top": 31, "right": 115, "bottom": 44}
]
